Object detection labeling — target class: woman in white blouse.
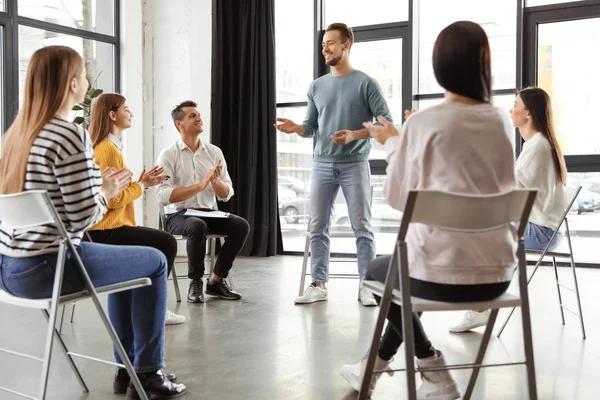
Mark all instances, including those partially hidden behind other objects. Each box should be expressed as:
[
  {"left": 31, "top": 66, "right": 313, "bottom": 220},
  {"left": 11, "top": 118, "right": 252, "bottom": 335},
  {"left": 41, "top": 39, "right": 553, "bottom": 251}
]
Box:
[{"left": 451, "top": 86, "right": 568, "bottom": 334}]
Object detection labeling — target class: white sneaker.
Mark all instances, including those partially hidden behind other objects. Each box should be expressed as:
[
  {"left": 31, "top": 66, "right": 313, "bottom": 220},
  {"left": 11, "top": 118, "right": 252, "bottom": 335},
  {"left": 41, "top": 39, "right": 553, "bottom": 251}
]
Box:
[
  {"left": 416, "top": 351, "right": 461, "bottom": 400},
  {"left": 359, "top": 287, "right": 377, "bottom": 307},
  {"left": 294, "top": 284, "right": 328, "bottom": 304},
  {"left": 165, "top": 309, "right": 186, "bottom": 325},
  {"left": 340, "top": 352, "right": 394, "bottom": 396},
  {"left": 449, "top": 309, "right": 490, "bottom": 333}
]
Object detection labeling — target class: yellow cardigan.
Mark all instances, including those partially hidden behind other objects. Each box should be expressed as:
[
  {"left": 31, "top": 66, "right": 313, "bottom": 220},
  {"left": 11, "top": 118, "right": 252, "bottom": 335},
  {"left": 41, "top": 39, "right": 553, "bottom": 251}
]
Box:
[{"left": 89, "top": 138, "right": 142, "bottom": 231}]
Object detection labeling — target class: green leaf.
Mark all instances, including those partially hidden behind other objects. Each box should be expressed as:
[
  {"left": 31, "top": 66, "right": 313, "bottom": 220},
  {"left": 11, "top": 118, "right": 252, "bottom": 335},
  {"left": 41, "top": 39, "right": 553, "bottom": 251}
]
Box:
[
  {"left": 72, "top": 105, "right": 84, "bottom": 111},
  {"left": 84, "top": 98, "right": 92, "bottom": 105},
  {"left": 73, "top": 116, "right": 85, "bottom": 125},
  {"left": 91, "top": 89, "right": 103, "bottom": 98}
]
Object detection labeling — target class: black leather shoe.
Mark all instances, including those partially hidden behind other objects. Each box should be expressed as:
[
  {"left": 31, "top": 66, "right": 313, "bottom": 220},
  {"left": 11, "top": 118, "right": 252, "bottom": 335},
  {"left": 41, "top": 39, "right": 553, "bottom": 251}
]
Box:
[
  {"left": 126, "top": 370, "right": 187, "bottom": 399},
  {"left": 114, "top": 368, "right": 177, "bottom": 394},
  {"left": 187, "top": 279, "right": 204, "bottom": 303},
  {"left": 205, "top": 279, "right": 242, "bottom": 300}
]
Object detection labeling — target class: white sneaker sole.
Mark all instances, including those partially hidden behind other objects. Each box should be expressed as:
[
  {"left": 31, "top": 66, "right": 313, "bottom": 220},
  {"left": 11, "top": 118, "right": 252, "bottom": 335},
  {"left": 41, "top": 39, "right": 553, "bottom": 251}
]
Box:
[
  {"left": 165, "top": 318, "right": 186, "bottom": 325},
  {"left": 417, "top": 389, "right": 461, "bottom": 400},
  {"left": 360, "top": 298, "right": 378, "bottom": 307},
  {"left": 340, "top": 366, "right": 362, "bottom": 393},
  {"left": 448, "top": 320, "right": 487, "bottom": 333},
  {"left": 294, "top": 296, "right": 327, "bottom": 304}
]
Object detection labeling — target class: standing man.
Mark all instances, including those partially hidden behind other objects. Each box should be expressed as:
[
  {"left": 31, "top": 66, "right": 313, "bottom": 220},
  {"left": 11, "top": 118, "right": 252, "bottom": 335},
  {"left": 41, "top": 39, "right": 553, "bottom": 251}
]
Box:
[
  {"left": 274, "top": 23, "right": 392, "bottom": 306},
  {"left": 157, "top": 101, "right": 250, "bottom": 303}
]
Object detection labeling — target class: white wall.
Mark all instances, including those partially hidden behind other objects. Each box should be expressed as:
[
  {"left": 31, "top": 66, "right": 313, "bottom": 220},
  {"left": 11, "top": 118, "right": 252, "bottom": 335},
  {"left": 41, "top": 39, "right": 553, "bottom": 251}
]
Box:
[{"left": 120, "top": 0, "right": 212, "bottom": 227}]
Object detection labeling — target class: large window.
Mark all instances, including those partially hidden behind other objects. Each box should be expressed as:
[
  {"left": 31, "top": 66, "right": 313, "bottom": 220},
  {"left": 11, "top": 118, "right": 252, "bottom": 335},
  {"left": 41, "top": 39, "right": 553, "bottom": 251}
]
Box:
[
  {"left": 417, "top": 0, "right": 517, "bottom": 95},
  {"left": 524, "top": 1, "right": 600, "bottom": 266},
  {"left": 275, "top": 0, "right": 600, "bottom": 267},
  {"left": 0, "top": 0, "right": 119, "bottom": 136}
]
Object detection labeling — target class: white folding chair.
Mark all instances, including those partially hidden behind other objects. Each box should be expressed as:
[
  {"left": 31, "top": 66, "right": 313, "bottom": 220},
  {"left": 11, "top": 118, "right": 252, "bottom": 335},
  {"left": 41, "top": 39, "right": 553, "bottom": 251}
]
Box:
[
  {"left": 359, "top": 189, "right": 538, "bottom": 400},
  {"left": 158, "top": 207, "right": 232, "bottom": 302},
  {"left": 498, "top": 185, "right": 586, "bottom": 339},
  {"left": 0, "top": 190, "right": 150, "bottom": 400}
]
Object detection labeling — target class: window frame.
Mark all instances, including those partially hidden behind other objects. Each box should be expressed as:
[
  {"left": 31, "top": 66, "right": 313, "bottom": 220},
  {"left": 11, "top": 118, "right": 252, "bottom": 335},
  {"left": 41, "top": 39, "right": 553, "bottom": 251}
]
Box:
[{"left": 0, "top": 0, "right": 120, "bottom": 134}]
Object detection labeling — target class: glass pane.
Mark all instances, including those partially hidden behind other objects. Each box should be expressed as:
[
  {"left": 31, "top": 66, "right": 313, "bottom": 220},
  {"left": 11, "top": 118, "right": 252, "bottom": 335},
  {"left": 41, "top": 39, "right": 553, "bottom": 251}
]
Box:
[
  {"left": 418, "top": 0, "right": 516, "bottom": 94},
  {"left": 537, "top": 18, "right": 600, "bottom": 155},
  {"left": 275, "top": 0, "right": 314, "bottom": 103},
  {"left": 277, "top": 107, "right": 313, "bottom": 252},
  {"left": 325, "top": 0, "right": 408, "bottom": 27},
  {"left": 352, "top": 39, "right": 403, "bottom": 160},
  {"left": 0, "top": 1, "right": 5, "bottom": 12},
  {"left": 526, "top": 0, "right": 580, "bottom": 6},
  {"left": 19, "top": 0, "right": 114, "bottom": 35},
  {"left": 18, "top": 25, "right": 115, "bottom": 108},
  {"left": 564, "top": 172, "right": 600, "bottom": 264}
]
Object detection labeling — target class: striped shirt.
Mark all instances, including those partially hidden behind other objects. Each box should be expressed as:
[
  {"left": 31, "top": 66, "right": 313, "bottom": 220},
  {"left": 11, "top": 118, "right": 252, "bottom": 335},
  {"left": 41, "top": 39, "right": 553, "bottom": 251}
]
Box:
[{"left": 0, "top": 118, "right": 108, "bottom": 257}]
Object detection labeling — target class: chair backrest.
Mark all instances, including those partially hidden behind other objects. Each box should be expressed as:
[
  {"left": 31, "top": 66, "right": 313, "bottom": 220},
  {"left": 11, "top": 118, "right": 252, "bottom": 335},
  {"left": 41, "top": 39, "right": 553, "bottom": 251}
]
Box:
[
  {"left": 0, "top": 190, "right": 57, "bottom": 230},
  {"left": 560, "top": 185, "right": 582, "bottom": 226},
  {"left": 399, "top": 189, "right": 537, "bottom": 240},
  {"left": 158, "top": 206, "right": 167, "bottom": 231}
]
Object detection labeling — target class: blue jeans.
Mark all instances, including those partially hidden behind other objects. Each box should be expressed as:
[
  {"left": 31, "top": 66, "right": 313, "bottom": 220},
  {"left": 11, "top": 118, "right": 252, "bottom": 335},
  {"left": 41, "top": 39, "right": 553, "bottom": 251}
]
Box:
[
  {"left": 0, "top": 242, "right": 168, "bottom": 373},
  {"left": 524, "top": 222, "right": 562, "bottom": 251},
  {"left": 309, "top": 161, "right": 375, "bottom": 282}
]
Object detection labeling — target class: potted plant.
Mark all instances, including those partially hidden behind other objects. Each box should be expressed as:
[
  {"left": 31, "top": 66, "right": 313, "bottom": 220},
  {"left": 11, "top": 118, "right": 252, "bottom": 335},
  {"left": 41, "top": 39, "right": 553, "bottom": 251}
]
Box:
[{"left": 72, "top": 72, "right": 103, "bottom": 129}]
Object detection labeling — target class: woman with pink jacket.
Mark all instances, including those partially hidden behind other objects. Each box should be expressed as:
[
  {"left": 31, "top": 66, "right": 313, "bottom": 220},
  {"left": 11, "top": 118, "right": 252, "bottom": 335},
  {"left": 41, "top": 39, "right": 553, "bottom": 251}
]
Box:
[{"left": 340, "top": 21, "right": 517, "bottom": 400}]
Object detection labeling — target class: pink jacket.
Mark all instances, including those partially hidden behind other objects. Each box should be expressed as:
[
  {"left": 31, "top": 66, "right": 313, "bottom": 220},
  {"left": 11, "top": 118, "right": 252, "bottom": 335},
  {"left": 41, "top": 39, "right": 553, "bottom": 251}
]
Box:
[{"left": 384, "top": 100, "right": 517, "bottom": 285}]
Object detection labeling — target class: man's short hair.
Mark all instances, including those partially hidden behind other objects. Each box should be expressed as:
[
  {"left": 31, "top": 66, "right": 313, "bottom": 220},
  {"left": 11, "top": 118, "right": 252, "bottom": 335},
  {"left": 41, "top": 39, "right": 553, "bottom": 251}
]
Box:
[
  {"left": 326, "top": 23, "right": 354, "bottom": 47},
  {"left": 171, "top": 100, "right": 198, "bottom": 131}
]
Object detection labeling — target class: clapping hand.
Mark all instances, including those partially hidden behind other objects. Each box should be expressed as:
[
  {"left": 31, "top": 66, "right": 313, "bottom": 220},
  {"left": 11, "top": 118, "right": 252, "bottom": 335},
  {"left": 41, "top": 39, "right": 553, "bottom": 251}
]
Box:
[
  {"left": 138, "top": 166, "right": 169, "bottom": 188},
  {"left": 362, "top": 115, "right": 399, "bottom": 145},
  {"left": 101, "top": 168, "right": 133, "bottom": 199}
]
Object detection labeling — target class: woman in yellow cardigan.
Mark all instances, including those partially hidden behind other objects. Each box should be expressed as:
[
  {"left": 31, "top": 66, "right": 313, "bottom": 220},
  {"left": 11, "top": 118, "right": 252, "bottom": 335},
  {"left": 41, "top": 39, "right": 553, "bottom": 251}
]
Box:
[{"left": 88, "top": 93, "right": 185, "bottom": 326}]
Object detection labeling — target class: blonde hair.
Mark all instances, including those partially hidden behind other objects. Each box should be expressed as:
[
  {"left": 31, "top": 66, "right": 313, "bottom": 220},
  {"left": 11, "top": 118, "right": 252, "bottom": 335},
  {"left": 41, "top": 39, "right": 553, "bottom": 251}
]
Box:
[
  {"left": 89, "top": 93, "right": 126, "bottom": 148},
  {"left": 0, "top": 46, "right": 84, "bottom": 194}
]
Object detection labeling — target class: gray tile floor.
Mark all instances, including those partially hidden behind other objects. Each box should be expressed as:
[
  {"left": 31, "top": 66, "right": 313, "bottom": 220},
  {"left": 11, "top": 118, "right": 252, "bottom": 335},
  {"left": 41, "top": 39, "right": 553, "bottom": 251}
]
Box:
[{"left": 0, "top": 256, "right": 598, "bottom": 399}]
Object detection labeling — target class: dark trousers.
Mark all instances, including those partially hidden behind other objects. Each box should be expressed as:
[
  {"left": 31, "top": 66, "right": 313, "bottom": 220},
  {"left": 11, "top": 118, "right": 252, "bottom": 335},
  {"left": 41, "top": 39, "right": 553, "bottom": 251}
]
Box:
[
  {"left": 88, "top": 225, "right": 177, "bottom": 278},
  {"left": 365, "top": 255, "right": 511, "bottom": 360},
  {"left": 165, "top": 209, "right": 250, "bottom": 280}
]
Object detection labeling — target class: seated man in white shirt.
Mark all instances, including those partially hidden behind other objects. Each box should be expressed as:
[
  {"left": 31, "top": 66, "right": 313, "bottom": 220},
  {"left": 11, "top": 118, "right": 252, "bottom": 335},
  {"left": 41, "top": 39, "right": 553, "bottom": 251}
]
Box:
[{"left": 156, "top": 100, "right": 250, "bottom": 303}]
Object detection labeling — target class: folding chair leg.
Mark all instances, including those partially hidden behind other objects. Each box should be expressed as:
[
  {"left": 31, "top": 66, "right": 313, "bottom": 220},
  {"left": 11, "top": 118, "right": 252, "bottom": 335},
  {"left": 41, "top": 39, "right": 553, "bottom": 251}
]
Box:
[
  {"left": 209, "top": 238, "right": 215, "bottom": 275},
  {"left": 518, "top": 246, "right": 538, "bottom": 400},
  {"left": 220, "top": 237, "right": 235, "bottom": 289},
  {"left": 39, "top": 242, "right": 70, "bottom": 400},
  {"left": 299, "top": 233, "right": 310, "bottom": 296},
  {"left": 568, "top": 254, "right": 586, "bottom": 339},
  {"left": 464, "top": 309, "right": 498, "bottom": 399},
  {"left": 172, "top": 266, "right": 181, "bottom": 303},
  {"left": 70, "top": 303, "right": 76, "bottom": 323},
  {"left": 42, "top": 310, "right": 88, "bottom": 393},
  {"left": 552, "top": 257, "right": 565, "bottom": 325},
  {"left": 59, "top": 304, "right": 67, "bottom": 334},
  {"left": 359, "top": 299, "right": 392, "bottom": 400},
  {"left": 64, "top": 244, "right": 149, "bottom": 400},
  {"left": 498, "top": 260, "right": 543, "bottom": 338}
]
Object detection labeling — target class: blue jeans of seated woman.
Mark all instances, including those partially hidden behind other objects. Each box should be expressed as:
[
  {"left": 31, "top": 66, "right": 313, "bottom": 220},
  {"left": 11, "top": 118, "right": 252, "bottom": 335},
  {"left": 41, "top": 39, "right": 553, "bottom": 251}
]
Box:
[
  {"left": 0, "top": 242, "right": 168, "bottom": 373},
  {"left": 524, "top": 222, "right": 561, "bottom": 251}
]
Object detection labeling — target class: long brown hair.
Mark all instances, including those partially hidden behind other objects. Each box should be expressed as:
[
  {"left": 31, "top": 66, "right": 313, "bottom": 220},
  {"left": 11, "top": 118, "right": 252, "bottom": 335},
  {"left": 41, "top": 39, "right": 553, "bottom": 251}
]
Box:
[
  {"left": 89, "top": 93, "right": 126, "bottom": 148},
  {"left": 518, "top": 87, "right": 567, "bottom": 185},
  {"left": 433, "top": 21, "right": 492, "bottom": 103},
  {"left": 0, "top": 46, "right": 84, "bottom": 194}
]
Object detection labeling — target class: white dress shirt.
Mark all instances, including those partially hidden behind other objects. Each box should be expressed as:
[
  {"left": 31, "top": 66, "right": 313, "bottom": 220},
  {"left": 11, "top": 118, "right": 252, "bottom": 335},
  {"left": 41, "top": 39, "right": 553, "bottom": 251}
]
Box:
[{"left": 156, "top": 139, "right": 234, "bottom": 214}]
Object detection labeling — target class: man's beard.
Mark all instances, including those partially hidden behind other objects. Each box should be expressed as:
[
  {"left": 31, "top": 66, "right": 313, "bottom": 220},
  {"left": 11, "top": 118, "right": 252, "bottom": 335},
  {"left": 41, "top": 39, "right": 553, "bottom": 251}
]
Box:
[{"left": 325, "top": 54, "right": 342, "bottom": 66}]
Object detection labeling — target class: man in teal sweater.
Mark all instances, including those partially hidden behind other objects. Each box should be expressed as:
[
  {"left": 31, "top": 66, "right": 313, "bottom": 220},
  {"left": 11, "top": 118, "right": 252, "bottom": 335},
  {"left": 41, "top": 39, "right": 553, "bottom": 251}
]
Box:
[{"left": 274, "top": 23, "right": 393, "bottom": 306}]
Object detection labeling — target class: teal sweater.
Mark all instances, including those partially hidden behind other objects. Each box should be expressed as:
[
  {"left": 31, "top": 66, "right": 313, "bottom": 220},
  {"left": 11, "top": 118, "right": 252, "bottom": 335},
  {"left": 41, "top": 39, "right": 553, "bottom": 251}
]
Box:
[{"left": 302, "top": 70, "right": 392, "bottom": 163}]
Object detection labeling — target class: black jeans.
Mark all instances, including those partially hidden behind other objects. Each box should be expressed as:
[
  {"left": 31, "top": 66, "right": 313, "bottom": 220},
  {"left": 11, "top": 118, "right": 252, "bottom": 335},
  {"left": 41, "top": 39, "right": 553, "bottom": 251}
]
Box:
[
  {"left": 165, "top": 209, "right": 250, "bottom": 280},
  {"left": 365, "top": 255, "right": 511, "bottom": 360},
  {"left": 87, "top": 225, "right": 177, "bottom": 278}
]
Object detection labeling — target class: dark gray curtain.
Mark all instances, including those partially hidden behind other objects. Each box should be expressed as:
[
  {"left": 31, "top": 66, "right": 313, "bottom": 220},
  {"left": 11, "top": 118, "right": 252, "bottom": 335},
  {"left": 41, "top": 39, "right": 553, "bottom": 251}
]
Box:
[{"left": 211, "top": 0, "right": 282, "bottom": 256}]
